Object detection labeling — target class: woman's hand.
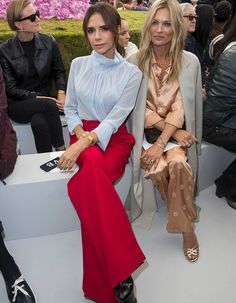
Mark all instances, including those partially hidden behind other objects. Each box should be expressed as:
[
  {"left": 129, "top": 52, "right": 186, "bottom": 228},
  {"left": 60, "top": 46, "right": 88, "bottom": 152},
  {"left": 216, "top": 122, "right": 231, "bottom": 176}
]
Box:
[
  {"left": 56, "top": 90, "right": 66, "bottom": 112},
  {"left": 58, "top": 139, "right": 88, "bottom": 171},
  {"left": 141, "top": 143, "right": 164, "bottom": 172},
  {"left": 173, "top": 130, "right": 197, "bottom": 148},
  {"left": 36, "top": 92, "right": 65, "bottom": 112}
]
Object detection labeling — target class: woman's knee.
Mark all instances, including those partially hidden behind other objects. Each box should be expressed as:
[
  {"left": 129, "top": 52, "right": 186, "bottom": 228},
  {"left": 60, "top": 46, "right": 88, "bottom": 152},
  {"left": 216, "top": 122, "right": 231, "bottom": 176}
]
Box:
[
  {"left": 40, "top": 99, "right": 58, "bottom": 113},
  {"left": 168, "top": 156, "right": 187, "bottom": 171},
  {"left": 79, "top": 146, "right": 104, "bottom": 166},
  {"left": 31, "top": 113, "right": 49, "bottom": 133}
]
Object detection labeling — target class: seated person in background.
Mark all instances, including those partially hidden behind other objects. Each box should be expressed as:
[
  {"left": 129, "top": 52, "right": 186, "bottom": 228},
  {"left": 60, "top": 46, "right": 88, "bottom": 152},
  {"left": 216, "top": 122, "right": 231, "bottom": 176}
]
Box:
[
  {"left": 114, "top": 0, "right": 125, "bottom": 8},
  {"left": 0, "top": 0, "right": 66, "bottom": 153},
  {"left": 0, "top": 66, "right": 36, "bottom": 303},
  {"left": 135, "top": 0, "right": 149, "bottom": 10},
  {"left": 127, "top": 0, "right": 202, "bottom": 263},
  {"left": 210, "top": 0, "right": 232, "bottom": 41},
  {"left": 118, "top": 18, "right": 138, "bottom": 59},
  {"left": 203, "top": 14, "right": 236, "bottom": 210},
  {"left": 193, "top": 4, "right": 214, "bottom": 84},
  {"left": 120, "top": 0, "right": 136, "bottom": 10},
  {"left": 208, "top": 0, "right": 232, "bottom": 62},
  {"left": 119, "top": 0, "right": 148, "bottom": 10},
  {"left": 180, "top": 3, "right": 200, "bottom": 61}
]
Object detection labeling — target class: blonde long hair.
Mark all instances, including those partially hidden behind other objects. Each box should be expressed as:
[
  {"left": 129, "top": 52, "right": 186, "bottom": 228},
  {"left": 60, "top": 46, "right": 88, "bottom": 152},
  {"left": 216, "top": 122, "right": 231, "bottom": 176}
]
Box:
[{"left": 137, "top": 0, "right": 186, "bottom": 82}]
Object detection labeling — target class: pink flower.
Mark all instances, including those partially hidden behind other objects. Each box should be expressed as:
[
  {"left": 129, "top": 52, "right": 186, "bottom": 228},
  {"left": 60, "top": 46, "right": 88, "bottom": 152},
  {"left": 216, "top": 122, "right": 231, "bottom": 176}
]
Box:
[{"left": 0, "top": 0, "right": 89, "bottom": 20}]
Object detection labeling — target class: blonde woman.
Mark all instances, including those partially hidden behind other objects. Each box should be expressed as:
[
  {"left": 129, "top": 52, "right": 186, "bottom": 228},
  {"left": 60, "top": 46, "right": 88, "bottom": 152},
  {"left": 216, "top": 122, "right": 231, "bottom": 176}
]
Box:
[{"left": 127, "top": 0, "right": 202, "bottom": 262}]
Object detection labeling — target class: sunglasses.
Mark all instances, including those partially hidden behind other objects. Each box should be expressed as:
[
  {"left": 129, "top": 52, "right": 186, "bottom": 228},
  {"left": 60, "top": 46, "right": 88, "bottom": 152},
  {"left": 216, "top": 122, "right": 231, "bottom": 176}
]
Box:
[
  {"left": 183, "top": 15, "right": 198, "bottom": 21},
  {"left": 18, "top": 10, "right": 40, "bottom": 22}
]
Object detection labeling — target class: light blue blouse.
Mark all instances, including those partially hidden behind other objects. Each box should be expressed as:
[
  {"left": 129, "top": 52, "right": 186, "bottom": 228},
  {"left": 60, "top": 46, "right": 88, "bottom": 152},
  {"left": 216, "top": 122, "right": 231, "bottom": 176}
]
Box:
[{"left": 64, "top": 50, "right": 142, "bottom": 150}]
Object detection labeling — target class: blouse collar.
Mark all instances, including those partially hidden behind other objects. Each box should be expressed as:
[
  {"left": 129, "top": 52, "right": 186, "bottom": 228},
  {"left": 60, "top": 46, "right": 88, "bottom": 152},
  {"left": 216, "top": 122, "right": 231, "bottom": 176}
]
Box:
[
  {"left": 151, "top": 53, "right": 171, "bottom": 73},
  {"left": 92, "top": 50, "right": 123, "bottom": 67}
]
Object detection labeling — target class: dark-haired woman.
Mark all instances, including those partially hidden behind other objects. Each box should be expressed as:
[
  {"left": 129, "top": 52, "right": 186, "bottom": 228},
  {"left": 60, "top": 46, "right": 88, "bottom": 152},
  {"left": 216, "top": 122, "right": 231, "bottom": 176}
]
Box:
[
  {"left": 193, "top": 4, "right": 214, "bottom": 85},
  {"left": 118, "top": 18, "right": 138, "bottom": 59},
  {"left": 203, "top": 14, "right": 236, "bottom": 209},
  {"left": 58, "top": 3, "right": 145, "bottom": 303}
]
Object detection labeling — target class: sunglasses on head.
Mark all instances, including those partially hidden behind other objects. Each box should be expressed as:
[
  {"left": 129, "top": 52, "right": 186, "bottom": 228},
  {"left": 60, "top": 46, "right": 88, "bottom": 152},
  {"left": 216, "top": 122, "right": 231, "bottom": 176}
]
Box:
[
  {"left": 18, "top": 10, "right": 40, "bottom": 22},
  {"left": 183, "top": 15, "right": 198, "bottom": 21}
]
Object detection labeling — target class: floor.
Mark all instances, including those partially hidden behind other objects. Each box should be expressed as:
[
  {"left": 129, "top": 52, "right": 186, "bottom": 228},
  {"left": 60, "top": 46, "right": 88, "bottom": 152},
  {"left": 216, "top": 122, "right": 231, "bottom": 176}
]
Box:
[{"left": 1, "top": 185, "right": 236, "bottom": 303}]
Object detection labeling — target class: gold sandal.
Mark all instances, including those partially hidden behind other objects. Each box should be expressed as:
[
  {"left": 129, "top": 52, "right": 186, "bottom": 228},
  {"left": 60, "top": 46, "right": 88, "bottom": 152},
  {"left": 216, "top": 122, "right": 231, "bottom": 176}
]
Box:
[{"left": 183, "top": 246, "right": 199, "bottom": 262}]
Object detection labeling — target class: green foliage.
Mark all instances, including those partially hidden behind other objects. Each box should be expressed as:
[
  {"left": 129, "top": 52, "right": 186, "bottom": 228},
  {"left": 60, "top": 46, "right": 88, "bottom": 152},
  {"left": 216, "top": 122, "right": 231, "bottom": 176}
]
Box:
[{"left": 0, "top": 11, "right": 146, "bottom": 75}]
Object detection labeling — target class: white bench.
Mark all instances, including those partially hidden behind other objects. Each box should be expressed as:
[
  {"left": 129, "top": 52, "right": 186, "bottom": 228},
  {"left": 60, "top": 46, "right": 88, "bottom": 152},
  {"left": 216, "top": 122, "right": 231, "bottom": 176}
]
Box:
[
  {"left": 11, "top": 116, "right": 70, "bottom": 154},
  {"left": 1, "top": 141, "right": 234, "bottom": 240},
  {"left": 198, "top": 142, "right": 235, "bottom": 191},
  {"left": 0, "top": 151, "right": 131, "bottom": 241}
]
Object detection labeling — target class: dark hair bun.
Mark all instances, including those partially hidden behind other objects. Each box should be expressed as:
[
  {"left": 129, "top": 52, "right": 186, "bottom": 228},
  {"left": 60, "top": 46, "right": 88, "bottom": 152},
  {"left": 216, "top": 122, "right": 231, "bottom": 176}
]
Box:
[{"left": 215, "top": 1, "right": 232, "bottom": 22}]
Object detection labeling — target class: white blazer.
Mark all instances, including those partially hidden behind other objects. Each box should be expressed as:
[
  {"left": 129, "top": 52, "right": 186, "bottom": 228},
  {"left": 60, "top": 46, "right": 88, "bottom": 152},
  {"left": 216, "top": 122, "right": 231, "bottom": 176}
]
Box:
[{"left": 125, "top": 51, "right": 203, "bottom": 228}]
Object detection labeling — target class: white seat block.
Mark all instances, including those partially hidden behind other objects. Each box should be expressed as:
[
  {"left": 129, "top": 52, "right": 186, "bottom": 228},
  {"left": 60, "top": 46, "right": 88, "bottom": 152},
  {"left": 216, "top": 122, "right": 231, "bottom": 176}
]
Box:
[
  {"left": 0, "top": 152, "right": 131, "bottom": 240},
  {"left": 11, "top": 121, "right": 37, "bottom": 154},
  {"left": 11, "top": 118, "right": 70, "bottom": 155},
  {"left": 198, "top": 142, "right": 235, "bottom": 191}
]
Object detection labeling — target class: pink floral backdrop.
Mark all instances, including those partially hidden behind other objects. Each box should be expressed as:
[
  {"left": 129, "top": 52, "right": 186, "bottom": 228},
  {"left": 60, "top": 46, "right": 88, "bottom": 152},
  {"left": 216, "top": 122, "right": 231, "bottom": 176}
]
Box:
[{"left": 0, "top": 0, "right": 89, "bottom": 20}]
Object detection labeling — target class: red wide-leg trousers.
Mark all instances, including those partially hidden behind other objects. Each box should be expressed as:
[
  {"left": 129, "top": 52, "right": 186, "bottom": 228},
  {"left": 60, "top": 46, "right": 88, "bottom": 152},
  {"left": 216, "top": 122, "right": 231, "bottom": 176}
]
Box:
[{"left": 67, "top": 121, "right": 145, "bottom": 303}]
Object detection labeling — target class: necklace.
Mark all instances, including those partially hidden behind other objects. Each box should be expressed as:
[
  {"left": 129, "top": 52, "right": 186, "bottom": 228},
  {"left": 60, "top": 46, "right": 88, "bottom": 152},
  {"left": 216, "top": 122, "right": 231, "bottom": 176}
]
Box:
[{"left": 154, "top": 55, "right": 171, "bottom": 70}]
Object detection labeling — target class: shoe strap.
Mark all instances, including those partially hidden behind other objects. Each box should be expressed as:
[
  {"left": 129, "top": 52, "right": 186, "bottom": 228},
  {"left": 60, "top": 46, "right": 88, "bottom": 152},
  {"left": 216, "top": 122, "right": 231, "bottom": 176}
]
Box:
[
  {"left": 11, "top": 275, "right": 31, "bottom": 302},
  {"left": 185, "top": 248, "right": 198, "bottom": 257}
]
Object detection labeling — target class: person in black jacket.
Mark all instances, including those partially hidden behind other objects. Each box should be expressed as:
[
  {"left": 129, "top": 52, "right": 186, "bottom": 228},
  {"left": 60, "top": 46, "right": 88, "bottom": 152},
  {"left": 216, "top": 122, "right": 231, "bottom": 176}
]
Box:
[
  {"left": 203, "top": 14, "right": 236, "bottom": 209},
  {"left": 0, "top": 0, "right": 66, "bottom": 153},
  {"left": 0, "top": 65, "right": 36, "bottom": 303}
]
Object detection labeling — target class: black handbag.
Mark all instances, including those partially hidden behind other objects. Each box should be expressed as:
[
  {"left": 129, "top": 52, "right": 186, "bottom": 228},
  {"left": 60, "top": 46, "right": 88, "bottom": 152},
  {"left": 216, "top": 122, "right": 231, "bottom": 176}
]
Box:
[
  {"left": 144, "top": 128, "right": 175, "bottom": 144},
  {"left": 144, "top": 128, "right": 162, "bottom": 144}
]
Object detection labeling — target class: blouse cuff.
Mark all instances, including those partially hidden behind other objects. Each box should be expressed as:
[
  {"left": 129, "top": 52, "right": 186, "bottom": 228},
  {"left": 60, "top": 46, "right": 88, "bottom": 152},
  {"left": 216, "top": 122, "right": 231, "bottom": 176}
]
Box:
[
  {"left": 67, "top": 117, "right": 83, "bottom": 135},
  {"left": 93, "top": 122, "right": 114, "bottom": 151}
]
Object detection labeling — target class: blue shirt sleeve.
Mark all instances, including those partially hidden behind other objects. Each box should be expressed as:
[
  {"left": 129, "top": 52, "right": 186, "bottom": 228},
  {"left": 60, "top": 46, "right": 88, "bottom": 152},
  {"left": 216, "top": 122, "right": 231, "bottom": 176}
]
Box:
[
  {"left": 64, "top": 59, "right": 83, "bottom": 134},
  {"left": 93, "top": 68, "right": 142, "bottom": 150}
]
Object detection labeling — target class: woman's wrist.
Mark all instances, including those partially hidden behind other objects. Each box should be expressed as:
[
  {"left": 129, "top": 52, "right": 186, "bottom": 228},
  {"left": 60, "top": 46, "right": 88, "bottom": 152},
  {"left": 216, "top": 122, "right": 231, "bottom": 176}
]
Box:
[
  {"left": 75, "top": 137, "right": 90, "bottom": 150},
  {"left": 154, "top": 141, "right": 165, "bottom": 150},
  {"left": 80, "top": 131, "right": 97, "bottom": 146},
  {"left": 155, "top": 136, "right": 167, "bottom": 149},
  {"left": 77, "top": 131, "right": 86, "bottom": 140},
  {"left": 57, "top": 90, "right": 65, "bottom": 95}
]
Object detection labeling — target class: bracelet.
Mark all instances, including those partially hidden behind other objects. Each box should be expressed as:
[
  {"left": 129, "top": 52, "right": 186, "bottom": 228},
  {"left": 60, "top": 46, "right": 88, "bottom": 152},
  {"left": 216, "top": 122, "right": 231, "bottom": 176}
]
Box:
[
  {"left": 157, "top": 136, "right": 166, "bottom": 148},
  {"left": 81, "top": 131, "right": 96, "bottom": 146},
  {"left": 154, "top": 141, "right": 165, "bottom": 149}
]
